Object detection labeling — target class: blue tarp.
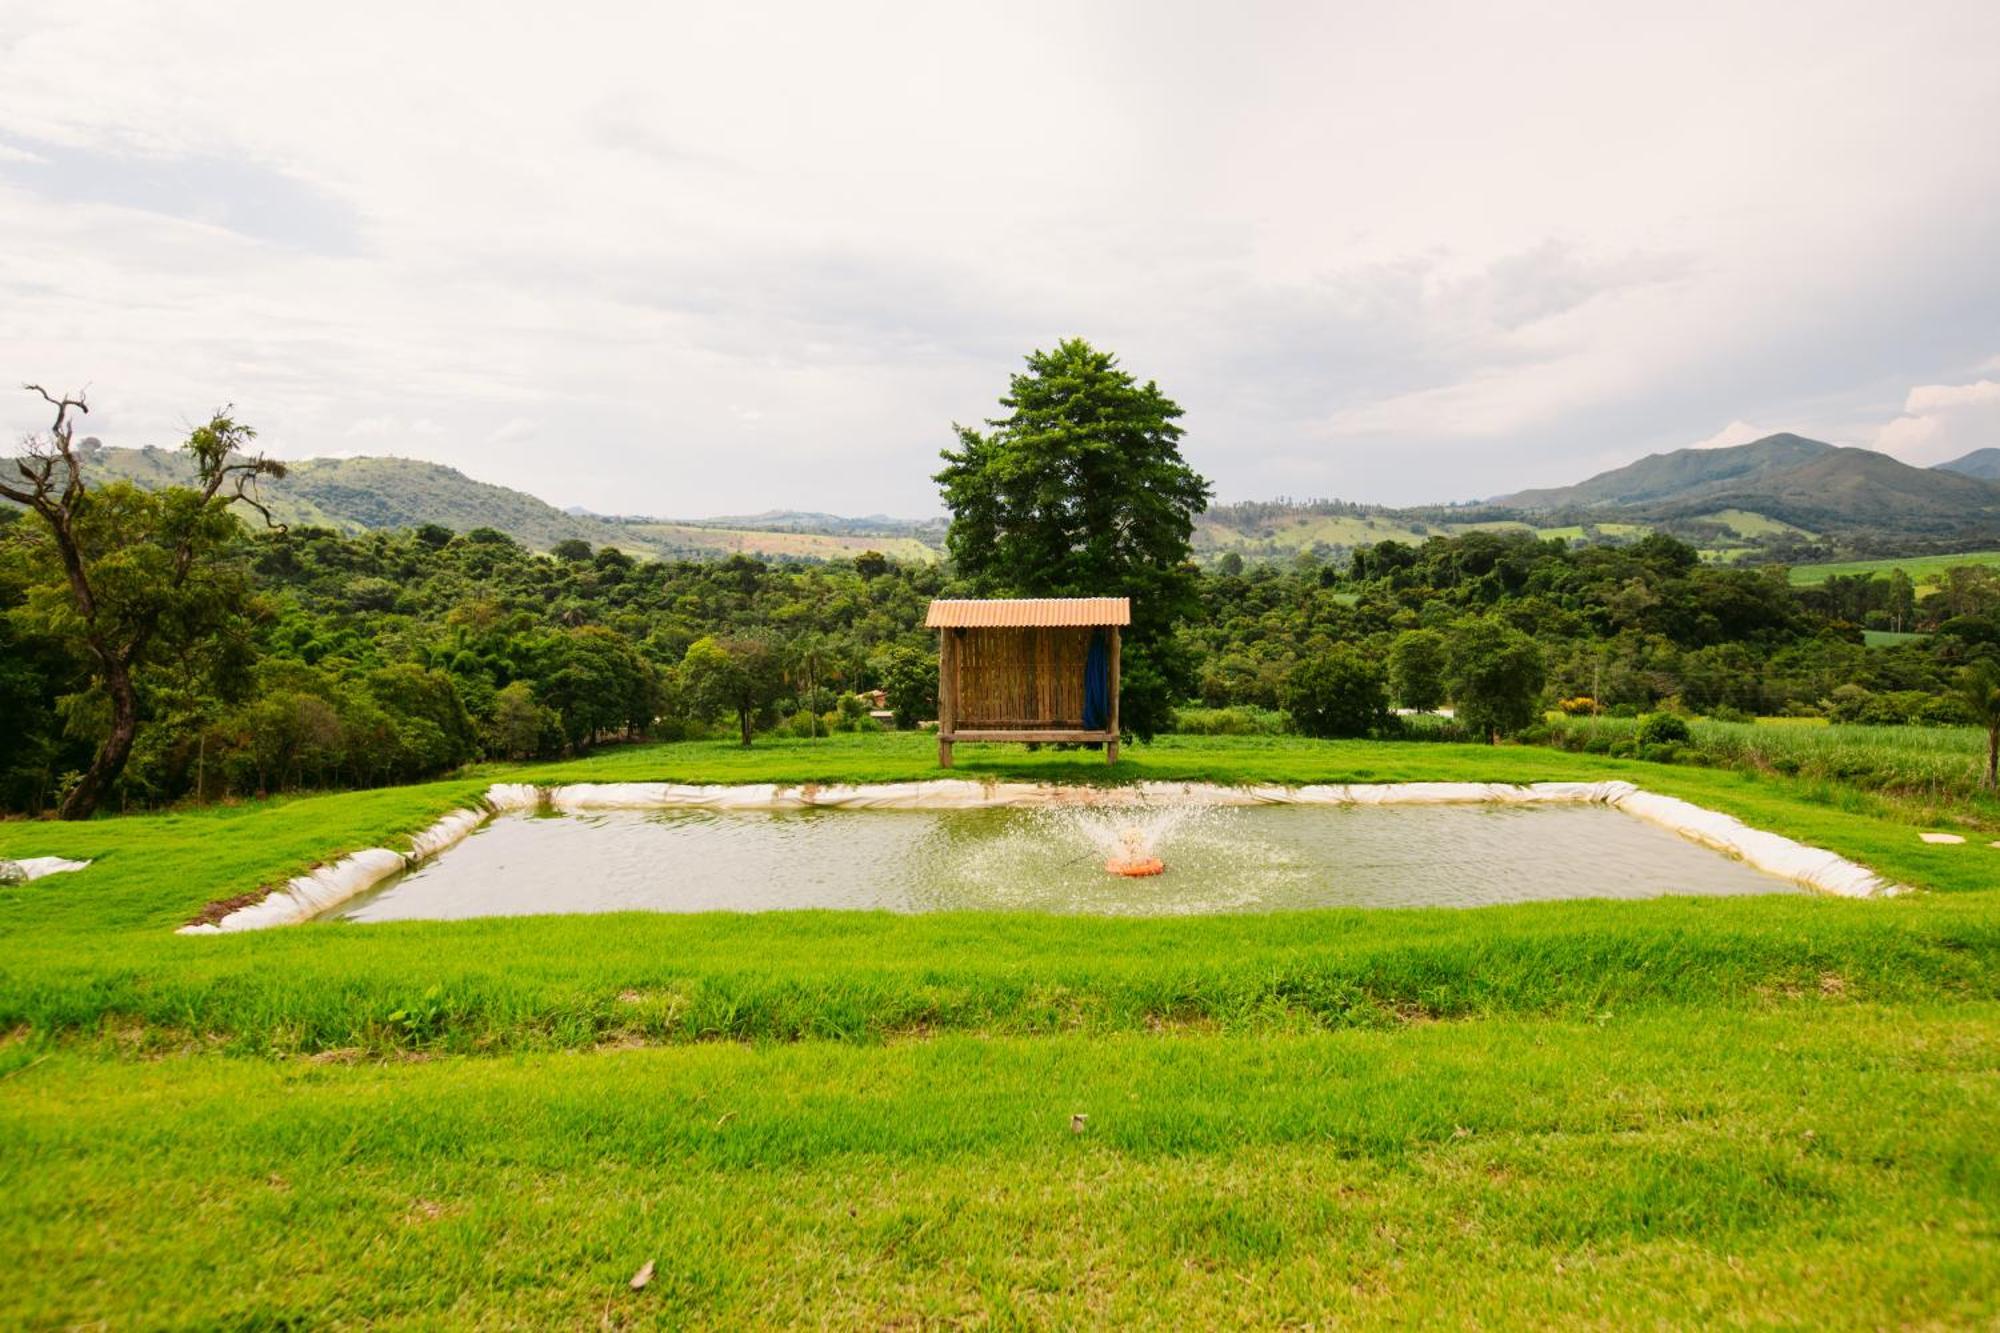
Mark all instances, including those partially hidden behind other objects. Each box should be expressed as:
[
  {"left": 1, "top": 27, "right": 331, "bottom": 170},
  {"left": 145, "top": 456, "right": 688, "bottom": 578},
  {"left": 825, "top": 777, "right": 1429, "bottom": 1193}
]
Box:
[{"left": 1082, "top": 628, "right": 1110, "bottom": 731}]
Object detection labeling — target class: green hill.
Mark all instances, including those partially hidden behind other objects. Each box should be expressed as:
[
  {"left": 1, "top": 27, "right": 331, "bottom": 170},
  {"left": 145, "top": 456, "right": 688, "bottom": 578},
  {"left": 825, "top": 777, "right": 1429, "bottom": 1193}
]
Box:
[
  {"left": 1656, "top": 446, "right": 2000, "bottom": 536},
  {"left": 1493, "top": 434, "right": 1833, "bottom": 509},
  {"left": 1494, "top": 433, "right": 2000, "bottom": 541}
]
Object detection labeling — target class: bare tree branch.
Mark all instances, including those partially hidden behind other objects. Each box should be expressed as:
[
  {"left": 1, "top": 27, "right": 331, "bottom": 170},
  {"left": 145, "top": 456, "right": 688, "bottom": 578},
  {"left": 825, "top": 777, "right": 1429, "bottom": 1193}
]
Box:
[{"left": 2, "top": 386, "right": 88, "bottom": 510}]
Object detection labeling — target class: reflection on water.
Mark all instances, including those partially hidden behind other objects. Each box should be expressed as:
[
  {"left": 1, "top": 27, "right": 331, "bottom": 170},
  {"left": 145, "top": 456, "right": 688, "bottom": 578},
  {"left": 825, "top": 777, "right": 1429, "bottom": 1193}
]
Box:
[{"left": 325, "top": 803, "right": 1797, "bottom": 922}]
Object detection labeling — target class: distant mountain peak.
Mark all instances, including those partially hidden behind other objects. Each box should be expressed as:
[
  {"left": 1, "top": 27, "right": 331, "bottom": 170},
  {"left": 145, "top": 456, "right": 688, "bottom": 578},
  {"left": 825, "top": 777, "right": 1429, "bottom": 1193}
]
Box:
[
  {"left": 1936, "top": 447, "right": 2000, "bottom": 481},
  {"left": 1492, "top": 433, "right": 1835, "bottom": 510}
]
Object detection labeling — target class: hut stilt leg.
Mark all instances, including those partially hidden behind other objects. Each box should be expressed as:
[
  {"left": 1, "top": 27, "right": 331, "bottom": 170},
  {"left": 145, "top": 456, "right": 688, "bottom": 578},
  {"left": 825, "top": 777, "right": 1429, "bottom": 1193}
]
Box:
[{"left": 938, "top": 736, "right": 954, "bottom": 768}]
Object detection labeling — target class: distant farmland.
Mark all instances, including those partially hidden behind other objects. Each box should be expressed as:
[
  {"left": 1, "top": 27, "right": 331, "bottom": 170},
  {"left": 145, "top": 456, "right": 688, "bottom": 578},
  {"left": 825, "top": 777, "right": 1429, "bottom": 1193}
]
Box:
[
  {"left": 616, "top": 523, "right": 940, "bottom": 563},
  {"left": 1787, "top": 550, "right": 2000, "bottom": 588}
]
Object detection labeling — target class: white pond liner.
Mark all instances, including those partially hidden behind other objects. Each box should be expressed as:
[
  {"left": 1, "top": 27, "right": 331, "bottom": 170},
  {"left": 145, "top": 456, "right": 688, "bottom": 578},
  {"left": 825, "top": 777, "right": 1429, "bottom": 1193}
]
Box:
[
  {"left": 0, "top": 856, "right": 92, "bottom": 883},
  {"left": 178, "top": 778, "right": 1909, "bottom": 933}
]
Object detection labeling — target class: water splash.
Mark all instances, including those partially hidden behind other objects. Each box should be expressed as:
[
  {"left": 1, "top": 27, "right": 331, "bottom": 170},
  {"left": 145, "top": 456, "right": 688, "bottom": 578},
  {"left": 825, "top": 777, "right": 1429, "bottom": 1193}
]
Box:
[
  {"left": 932, "top": 801, "right": 1310, "bottom": 914},
  {"left": 1067, "top": 803, "right": 1203, "bottom": 875}
]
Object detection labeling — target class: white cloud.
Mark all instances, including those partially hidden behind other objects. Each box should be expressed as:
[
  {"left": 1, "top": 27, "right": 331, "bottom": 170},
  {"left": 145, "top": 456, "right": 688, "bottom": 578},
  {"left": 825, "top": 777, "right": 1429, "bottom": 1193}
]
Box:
[
  {"left": 1873, "top": 378, "right": 2000, "bottom": 465},
  {"left": 1, "top": 2, "right": 1997, "bottom": 512},
  {"left": 1687, "top": 421, "right": 1776, "bottom": 450},
  {"left": 487, "top": 419, "right": 538, "bottom": 446}
]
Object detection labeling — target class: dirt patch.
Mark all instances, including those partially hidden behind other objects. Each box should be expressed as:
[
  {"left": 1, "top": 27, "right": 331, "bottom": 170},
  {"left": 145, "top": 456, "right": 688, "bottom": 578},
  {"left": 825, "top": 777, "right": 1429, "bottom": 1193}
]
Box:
[
  {"left": 187, "top": 888, "right": 272, "bottom": 927},
  {"left": 595, "top": 1033, "right": 648, "bottom": 1053},
  {"left": 306, "top": 1047, "right": 365, "bottom": 1065}
]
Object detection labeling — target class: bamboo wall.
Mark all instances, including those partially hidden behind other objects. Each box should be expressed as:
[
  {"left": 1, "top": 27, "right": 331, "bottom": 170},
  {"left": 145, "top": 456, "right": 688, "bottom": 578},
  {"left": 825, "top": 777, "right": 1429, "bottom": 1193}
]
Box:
[{"left": 952, "top": 627, "right": 1093, "bottom": 727}]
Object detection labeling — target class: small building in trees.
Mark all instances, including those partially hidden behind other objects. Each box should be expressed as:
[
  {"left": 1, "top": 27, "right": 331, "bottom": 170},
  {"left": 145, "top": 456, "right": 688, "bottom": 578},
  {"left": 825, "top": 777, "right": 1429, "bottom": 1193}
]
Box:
[{"left": 926, "top": 598, "right": 1127, "bottom": 767}]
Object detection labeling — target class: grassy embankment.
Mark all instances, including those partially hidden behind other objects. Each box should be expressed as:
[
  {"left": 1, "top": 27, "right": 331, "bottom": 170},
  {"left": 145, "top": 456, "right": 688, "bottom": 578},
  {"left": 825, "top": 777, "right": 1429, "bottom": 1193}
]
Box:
[
  {"left": 1537, "top": 715, "right": 1998, "bottom": 827},
  {"left": 4, "top": 733, "right": 1997, "bottom": 1325}
]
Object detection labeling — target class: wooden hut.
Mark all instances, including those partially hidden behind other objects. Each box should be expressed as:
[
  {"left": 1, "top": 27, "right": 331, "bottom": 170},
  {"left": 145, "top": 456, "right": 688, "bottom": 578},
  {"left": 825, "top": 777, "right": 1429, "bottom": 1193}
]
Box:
[{"left": 927, "top": 597, "right": 1128, "bottom": 767}]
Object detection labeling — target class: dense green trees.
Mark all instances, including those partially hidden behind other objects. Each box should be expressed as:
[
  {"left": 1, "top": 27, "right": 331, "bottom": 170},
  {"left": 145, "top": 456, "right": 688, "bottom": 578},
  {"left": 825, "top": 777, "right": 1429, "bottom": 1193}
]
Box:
[
  {"left": 0, "top": 499, "right": 953, "bottom": 809},
  {"left": 936, "top": 339, "right": 1212, "bottom": 739},
  {"left": 7, "top": 435, "right": 1998, "bottom": 814}
]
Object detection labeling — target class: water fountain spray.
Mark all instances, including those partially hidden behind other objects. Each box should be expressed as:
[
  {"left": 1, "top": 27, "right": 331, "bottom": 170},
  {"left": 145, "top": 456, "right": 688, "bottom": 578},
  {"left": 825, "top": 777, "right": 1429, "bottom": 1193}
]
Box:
[{"left": 1081, "top": 807, "right": 1182, "bottom": 877}]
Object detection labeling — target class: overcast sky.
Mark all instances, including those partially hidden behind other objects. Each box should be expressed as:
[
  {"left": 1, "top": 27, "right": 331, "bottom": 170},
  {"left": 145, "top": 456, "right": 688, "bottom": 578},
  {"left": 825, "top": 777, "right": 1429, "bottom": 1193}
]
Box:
[{"left": 3, "top": 2, "right": 1998, "bottom": 517}]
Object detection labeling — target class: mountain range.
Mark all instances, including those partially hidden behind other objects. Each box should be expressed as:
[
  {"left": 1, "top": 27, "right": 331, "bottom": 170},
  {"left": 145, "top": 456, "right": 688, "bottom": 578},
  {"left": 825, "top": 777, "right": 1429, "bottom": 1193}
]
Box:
[
  {"left": 9, "top": 432, "right": 1998, "bottom": 565},
  {"left": 9, "top": 447, "right": 943, "bottom": 564},
  {"left": 1490, "top": 434, "right": 2000, "bottom": 537}
]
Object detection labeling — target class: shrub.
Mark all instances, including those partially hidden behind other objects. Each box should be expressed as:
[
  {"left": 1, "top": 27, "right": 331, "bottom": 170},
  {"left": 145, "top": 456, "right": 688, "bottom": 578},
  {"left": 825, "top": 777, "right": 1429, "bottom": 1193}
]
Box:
[
  {"left": 1171, "top": 706, "right": 1290, "bottom": 736},
  {"left": 647, "top": 716, "right": 711, "bottom": 743},
  {"left": 1637, "top": 713, "right": 1693, "bottom": 746},
  {"left": 876, "top": 646, "right": 937, "bottom": 729}
]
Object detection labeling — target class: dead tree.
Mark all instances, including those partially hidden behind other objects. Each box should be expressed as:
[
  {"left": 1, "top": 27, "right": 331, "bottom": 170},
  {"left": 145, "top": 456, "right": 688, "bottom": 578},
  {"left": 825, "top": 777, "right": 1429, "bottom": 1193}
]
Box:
[{"left": 0, "top": 385, "right": 287, "bottom": 819}]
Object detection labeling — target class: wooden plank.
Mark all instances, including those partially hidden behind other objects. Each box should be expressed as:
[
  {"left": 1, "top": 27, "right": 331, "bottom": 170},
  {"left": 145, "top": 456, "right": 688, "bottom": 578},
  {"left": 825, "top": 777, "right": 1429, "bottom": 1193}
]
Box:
[
  {"left": 937, "top": 629, "right": 955, "bottom": 768},
  {"left": 940, "top": 729, "right": 1117, "bottom": 743}
]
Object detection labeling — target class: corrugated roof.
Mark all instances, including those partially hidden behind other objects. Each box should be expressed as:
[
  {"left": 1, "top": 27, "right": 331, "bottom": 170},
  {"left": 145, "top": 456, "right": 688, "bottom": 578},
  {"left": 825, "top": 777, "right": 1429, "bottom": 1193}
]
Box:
[{"left": 926, "top": 597, "right": 1130, "bottom": 628}]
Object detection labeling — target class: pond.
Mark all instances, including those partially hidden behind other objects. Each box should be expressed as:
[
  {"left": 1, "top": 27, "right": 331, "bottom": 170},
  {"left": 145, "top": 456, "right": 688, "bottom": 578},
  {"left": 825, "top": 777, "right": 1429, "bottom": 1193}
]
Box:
[{"left": 323, "top": 802, "right": 1798, "bottom": 922}]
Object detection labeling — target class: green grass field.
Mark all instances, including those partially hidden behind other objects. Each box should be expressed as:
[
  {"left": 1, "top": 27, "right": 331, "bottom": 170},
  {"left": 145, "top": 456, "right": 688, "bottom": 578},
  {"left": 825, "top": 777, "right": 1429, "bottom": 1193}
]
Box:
[
  {"left": 5, "top": 733, "right": 1997, "bottom": 1325},
  {"left": 1788, "top": 549, "right": 2000, "bottom": 587}
]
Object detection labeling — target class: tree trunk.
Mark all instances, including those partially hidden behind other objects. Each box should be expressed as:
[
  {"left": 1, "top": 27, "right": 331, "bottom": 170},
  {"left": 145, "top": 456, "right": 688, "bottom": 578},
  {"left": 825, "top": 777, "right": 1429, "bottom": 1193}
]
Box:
[
  {"left": 58, "top": 661, "right": 139, "bottom": 820},
  {"left": 738, "top": 708, "right": 753, "bottom": 747}
]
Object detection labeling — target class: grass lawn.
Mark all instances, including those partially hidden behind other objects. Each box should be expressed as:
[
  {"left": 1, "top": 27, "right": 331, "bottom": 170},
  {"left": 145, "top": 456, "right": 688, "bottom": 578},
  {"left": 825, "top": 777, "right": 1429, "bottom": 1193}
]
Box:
[{"left": 4, "top": 733, "right": 1998, "bottom": 1325}]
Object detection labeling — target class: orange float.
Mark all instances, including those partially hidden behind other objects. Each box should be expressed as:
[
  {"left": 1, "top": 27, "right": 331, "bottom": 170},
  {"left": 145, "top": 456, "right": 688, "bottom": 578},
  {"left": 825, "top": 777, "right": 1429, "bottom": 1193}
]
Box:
[{"left": 1105, "top": 857, "right": 1166, "bottom": 878}]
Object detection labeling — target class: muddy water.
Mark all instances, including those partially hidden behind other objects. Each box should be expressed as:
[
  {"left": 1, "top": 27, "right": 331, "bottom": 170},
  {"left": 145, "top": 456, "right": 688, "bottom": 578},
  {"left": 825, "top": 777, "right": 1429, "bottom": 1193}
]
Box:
[{"left": 324, "top": 802, "right": 1797, "bottom": 922}]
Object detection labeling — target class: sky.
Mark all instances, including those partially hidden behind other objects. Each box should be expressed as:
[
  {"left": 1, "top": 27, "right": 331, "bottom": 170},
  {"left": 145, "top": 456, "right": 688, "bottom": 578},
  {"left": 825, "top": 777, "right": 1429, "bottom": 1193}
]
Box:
[{"left": 2, "top": 1, "right": 1997, "bottom": 518}]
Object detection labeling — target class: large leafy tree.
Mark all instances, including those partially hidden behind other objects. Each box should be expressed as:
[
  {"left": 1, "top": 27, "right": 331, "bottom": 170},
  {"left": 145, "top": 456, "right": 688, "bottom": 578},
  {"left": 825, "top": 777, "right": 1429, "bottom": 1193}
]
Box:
[
  {"left": 2, "top": 387, "right": 285, "bottom": 818},
  {"left": 680, "top": 634, "right": 785, "bottom": 746},
  {"left": 935, "top": 339, "right": 1212, "bottom": 738},
  {"left": 1388, "top": 629, "right": 1448, "bottom": 713},
  {"left": 1446, "top": 617, "right": 1547, "bottom": 743},
  {"left": 1285, "top": 647, "right": 1394, "bottom": 739}
]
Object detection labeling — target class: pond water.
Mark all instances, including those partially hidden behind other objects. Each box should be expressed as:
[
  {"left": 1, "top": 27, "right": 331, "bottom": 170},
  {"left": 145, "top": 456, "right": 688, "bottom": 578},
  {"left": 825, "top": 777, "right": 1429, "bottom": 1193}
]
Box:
[{"left": 324, "top": 802, "right": 1797, "bottom": 922}]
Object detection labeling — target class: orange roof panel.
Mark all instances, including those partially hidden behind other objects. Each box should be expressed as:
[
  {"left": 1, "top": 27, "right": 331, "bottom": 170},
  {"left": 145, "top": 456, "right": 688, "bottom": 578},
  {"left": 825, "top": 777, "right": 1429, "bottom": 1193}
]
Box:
[{"left": 926, "top": 597, "right": 1130, "bottom": 628}]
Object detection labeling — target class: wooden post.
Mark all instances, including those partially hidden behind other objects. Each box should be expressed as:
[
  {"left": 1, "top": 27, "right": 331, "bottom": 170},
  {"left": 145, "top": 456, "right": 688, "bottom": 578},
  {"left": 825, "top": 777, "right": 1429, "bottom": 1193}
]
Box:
[
  {"left": 937, "top": 628, "right": 955, "bottom": 768},
  {"left": 1106, "top": 626, "right": 1121, "bottom": 765}
]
